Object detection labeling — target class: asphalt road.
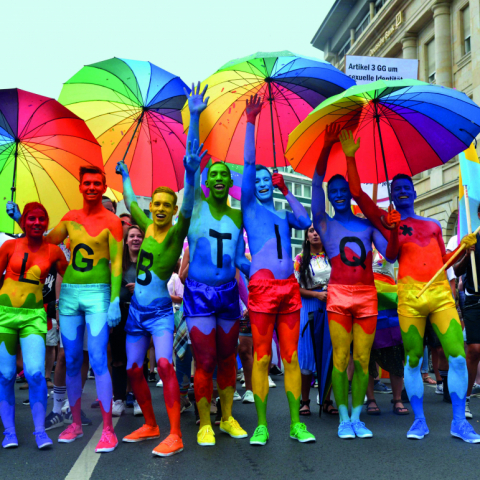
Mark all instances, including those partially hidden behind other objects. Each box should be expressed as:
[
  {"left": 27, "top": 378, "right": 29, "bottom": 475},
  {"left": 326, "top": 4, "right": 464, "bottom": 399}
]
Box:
[{"left": 2, "top": 375, "right": 480, "bottom": 480}]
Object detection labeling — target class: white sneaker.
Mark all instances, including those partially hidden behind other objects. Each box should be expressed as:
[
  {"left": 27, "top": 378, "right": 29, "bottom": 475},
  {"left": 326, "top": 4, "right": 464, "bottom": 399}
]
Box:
[
  {"left": 156, "top": 379, "right": 163, "bottom": 388},
  {"left": 241, "top": 381, "right": 246, "bottom": 388},
  {"left": 268, "top": 376, "right": 276, "bottom": 388},
  {"left": 112, "top": 400, "right": 126, "bottom": 417},
  {"left": 236, "top": 369, "right": 244, "bottom": 381},
  {"left": 233, "top": 391, "right": 242, "bottom": 402},
  {"left": 133, "top": 400, "right": 143, "bottom": 417},
  {"left": 435, "top": 383, "right": 444, "bottom": 395},
  {"left": 317, "top": 393, "right": 320, "bottom": 405},
  {"left": 242, "top": 390, "right": 254, "bottom": 403},
  {"left": 466, "top": 400, "right": 473, "bottom": 419},
  {"left": 61, "top": 399, "right": 70, "bottom": 414}
]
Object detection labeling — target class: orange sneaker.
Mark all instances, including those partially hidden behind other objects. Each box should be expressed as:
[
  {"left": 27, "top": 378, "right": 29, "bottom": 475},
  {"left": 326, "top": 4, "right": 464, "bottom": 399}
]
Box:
[
  {"left": 123, "top": 424, "right": 160, "bottom": 443},
  {"left": 152, "top": 434, "right": 184, "bottom": 457}
]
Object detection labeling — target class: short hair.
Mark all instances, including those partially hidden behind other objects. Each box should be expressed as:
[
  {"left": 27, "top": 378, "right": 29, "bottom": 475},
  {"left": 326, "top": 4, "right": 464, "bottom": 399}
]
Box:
[
  {"left": 152, "top": 186, "right": 177, "bottom": 206},
  {"left": 79, "top": 165, "right": 106, "bottom": 185},
  {"left": 102, "top": 195, "right": 117, "bottom": 213},
  {"left": 20, "top": 202, "right": 49, "bottom": 230},
  {"left": 119, "top": 213, "right": 131, "bottom": 220},
  {"left": 391, "top": 173, "right": 413, "bottom": 187},
  {"left": 255, "top": 164, "right": 272, "bottom": 177},
  {"left": 208, "top": 162, "right": 231, "bottom": 178},
  {"left": 327, "top": 174, "right": 346, "bottom": 188}
]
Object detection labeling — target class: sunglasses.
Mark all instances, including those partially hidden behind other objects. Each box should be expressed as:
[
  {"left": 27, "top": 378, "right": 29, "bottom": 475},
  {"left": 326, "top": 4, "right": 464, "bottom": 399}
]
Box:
[{"left": 121, "top": 220, "right": 132, "bottom": 227}]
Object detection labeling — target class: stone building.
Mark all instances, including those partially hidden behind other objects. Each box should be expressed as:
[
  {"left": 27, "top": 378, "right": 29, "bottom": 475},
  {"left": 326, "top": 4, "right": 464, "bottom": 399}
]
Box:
[{"left": 312, "top": 0, "right": 478, "bottom": 240}]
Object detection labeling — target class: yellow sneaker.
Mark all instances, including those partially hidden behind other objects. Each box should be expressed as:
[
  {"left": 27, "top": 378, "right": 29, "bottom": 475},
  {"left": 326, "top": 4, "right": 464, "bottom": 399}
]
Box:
[
  {"left": 219, "top": 416, "right": 248, "bottom": 439},
  {"left": 197, "top": 425, "right": 215, "bottom": 446}
]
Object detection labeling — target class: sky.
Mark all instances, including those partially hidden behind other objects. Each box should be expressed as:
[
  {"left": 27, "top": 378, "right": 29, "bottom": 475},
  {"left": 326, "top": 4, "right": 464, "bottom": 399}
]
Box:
[{"left": 1, "top": 0, "right": 335, "bottom": 99}]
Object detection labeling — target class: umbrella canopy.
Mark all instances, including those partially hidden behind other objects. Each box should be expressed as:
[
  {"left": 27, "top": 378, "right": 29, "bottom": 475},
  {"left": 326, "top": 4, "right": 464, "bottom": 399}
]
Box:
[
  {"left": 0, "top": 89, "right": 103, "bottom": 234},
  {"left": 59, "top": 57, "right": 190, "bottom": 197},
  {"left": 287, "top": 79, "right": 480, "bottom": 188},
  {"left": 182, "top": 51, "right": 355, "bottom": 167}
]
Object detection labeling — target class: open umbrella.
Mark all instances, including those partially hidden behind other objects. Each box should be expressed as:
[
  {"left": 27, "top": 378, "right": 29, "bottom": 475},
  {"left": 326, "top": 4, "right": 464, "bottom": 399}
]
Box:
[
  {"left": 0, "top": 88, "right": 103, "bottom": 234},
  {"left": 182, "top": 51, "right": 355, "bottom": 168},
  {"left": 59, "top": 57, "right": 190, "bottom": 197},
  {"left": 287, "top": 79, "right": 480, "bottom": 201}
]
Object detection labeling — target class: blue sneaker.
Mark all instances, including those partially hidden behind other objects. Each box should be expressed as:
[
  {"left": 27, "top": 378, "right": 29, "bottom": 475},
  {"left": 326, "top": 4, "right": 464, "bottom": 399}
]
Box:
[
  {"left": 45, "top": 411, "right": 64, "bottom": 431},
  {"left": 81, "top": 410, "right": 93, "bottom": 426},
  {"left": 451, "top": 419, "right": 480, "bottom": 444},
  {"left": 64, "top": 408, "right": 93, "bottom": 426},
  {"left": 407, "top": 418, "right": 429, "bottom": 439},
  {"left": 126, "top": 392, "right": 135, "bottom": 408},
  {"left": 2, "top": 431, "right": 18, "bottom": 448},
  {"left": 34, "top": 430, "right": 53, "bottom": 449},
  {"left": 373, "top": 381, "right": 392, "bottom": 394},
  {"left": 351, "top": 420, "right": 373, "bottom": 438},
  {"left": 338, "top": 421, "right": 355, "bottom": 439}
]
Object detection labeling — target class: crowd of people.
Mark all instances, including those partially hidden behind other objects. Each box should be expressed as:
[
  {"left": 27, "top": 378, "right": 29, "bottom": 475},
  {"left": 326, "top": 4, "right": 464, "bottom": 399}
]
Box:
[{"left": 1, "top": 86, "right": 480, "bottom": 457}]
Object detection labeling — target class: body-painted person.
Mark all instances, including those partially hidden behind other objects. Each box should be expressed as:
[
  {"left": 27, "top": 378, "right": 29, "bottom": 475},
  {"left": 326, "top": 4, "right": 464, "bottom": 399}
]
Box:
[
  {"left": 115, "top": 136, "right": 204, "bottom": 456},
  {"left": 0, "top": 203, "right": 67, "bottom": 449},
  {"left": 7, "top": 165, "right": 123, "bottom": 452},
  {"left": 183, "top": 84, "right": 251, "bottom": 447},
  {"left": 342, "top": 130, "right": 480, "bottom": 443},
  {"left": 242, "top": 95, "right": 314, "bottom": 446},
  {"left": 311, "top": 124, "right": 396, "bottom": 439}
]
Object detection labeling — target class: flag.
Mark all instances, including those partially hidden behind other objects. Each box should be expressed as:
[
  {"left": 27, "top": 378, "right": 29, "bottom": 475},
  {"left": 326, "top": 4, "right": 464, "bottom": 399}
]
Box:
[{"left": 459, "top": 143, "right": 480, "bottom": 242}]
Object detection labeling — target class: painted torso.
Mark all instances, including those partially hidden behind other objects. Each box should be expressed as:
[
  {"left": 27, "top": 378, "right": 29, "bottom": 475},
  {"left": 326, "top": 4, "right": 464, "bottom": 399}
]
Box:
[
  {"left": 0, "top": 238, "right": 64, "bottom": 309},
  {"left": 396, "top": 216, "right": 446, "bottom": 285},
  {"left": 188, "top": 198, "right": 243, "bottom": 287},
  {"left": 243, "top": 202, "right": 293, "bottom": 280},
  {"left": 131, "top": 202, "right": 188, "bottom": 307}
]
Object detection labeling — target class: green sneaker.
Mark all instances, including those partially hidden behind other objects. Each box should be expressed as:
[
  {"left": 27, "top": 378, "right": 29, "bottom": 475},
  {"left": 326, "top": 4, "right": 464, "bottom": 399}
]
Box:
[
  {"left": 290, "top": 422, "right": 316, "bottom": 443},
  {"left": 250, "top": 425, "right": 269, "bottom": 446}
]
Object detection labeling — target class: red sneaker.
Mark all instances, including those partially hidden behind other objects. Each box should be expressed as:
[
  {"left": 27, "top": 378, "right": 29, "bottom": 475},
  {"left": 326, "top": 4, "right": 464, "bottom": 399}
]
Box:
[
  {"left": 95, "top": 426, "right": 118, "bottom": 453},
  {"left": 58, "top": 423, "right": 83, "bottom": 443},
  {"left": 152, "top": 434, "right": 184, "bottom": 457},
  {"left": 123, "top": 424, "right": 160, "bottom": 443}
]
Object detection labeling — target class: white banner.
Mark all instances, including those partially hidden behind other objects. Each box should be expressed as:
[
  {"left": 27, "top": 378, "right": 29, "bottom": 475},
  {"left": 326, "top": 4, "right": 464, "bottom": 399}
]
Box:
[{"left": 345, "top": 56, "right": 418, "bottom": 84}]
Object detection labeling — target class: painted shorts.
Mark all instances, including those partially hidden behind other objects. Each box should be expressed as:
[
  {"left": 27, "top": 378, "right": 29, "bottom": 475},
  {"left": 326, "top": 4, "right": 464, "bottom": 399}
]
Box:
[
  {"left": 248, "top": 277, "right": 301, "bottom": 315},
  {"left": 183, "top": 278, "right": 241, "bottom": 320},
  {"left": 125, "top": 295, "right": 174, "bottom": 337},
  {"left": 397, "top": 280, "right": 455, "bottom": 318},
  {"left": 327, "top": 284, "right": 378, "bottom": 319},
  {"left": 0, "top": 304, "right": 47, "bottom": 337},
  {"left": 59, "top": 283, "right": 110, "bottom": 316}
]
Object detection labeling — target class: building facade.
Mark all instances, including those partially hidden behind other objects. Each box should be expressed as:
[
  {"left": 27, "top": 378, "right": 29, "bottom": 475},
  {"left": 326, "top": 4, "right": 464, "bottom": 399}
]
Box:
[{"left": 312, "top": 0, "right": 479, "bottom": 241}]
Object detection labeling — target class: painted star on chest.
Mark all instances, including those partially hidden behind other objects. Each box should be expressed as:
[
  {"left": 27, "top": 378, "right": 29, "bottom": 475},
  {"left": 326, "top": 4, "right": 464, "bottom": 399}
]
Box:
[{"left": 400, "top": 225, "right": 413, "bottom": 236}]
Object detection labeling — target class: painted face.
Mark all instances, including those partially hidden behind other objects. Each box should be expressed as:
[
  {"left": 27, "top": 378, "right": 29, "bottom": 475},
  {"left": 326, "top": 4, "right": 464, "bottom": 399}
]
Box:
[
  {"left": 392, "top": 178, "right": 416, "bottom": 209},
  {"left": 24, "top": 208, "right": 48, "bottom": 239},
  {"left": 149, "top": 192, "right": 178, "bottom": 228},
  {"left": 255, "top": 169, "right": 273, "bottom": 202},
  {"left": 327, "top": 177, "right": 352, "bottom": 213},
  {"left": 205, "top": 163, "right": 233, "bottom": 201},
  {"left": 79, "top": 173, "right": 107, "bottom": 204},
  {"left": 126, "top": 227, "right": 143, "bottom": 253},
  {"left": 307, "top": 225, "right": 322, "bottom": 248}
]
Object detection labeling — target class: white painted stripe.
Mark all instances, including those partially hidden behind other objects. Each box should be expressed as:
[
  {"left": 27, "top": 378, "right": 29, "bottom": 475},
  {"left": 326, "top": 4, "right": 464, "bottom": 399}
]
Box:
[{"left": 65, "top": 417, "right": 119, "bottom": 480}]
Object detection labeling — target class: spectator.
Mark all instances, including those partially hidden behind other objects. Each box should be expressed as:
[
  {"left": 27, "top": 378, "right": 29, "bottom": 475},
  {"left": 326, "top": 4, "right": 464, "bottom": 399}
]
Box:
[
  {"left": 102, "top": 195, "right": 117, "bottom": 214},
  {"left": 119, "top": 213, "right": 133, "bottom": 239}
]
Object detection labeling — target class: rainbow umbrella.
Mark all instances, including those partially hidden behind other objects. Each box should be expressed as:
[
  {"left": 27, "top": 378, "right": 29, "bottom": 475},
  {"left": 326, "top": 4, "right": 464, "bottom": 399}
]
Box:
[
  {"left": 0, "top": 89, "right": 103, "bottom": 234},
  {"left": 182, "top": 51, "right": 355, "bottom": 168},
  {"left": 59, "top": 58, "right": 190, "bottom": 197},
  {"left": 287, "top": 79, "right": 480, "bottom": 202}
]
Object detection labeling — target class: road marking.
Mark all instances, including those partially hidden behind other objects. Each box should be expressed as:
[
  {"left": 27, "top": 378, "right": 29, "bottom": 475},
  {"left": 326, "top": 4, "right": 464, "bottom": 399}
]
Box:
[{"left": 65, "top": 417, "right": 120, "bottom": 480}]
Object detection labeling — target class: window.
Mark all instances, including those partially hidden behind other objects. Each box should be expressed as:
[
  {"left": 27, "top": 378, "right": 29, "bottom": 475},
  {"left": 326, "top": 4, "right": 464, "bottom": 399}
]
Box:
[
  {"left": 355, "top": 13, "right": 370, "bottom": 38},
  {"left": 294, "top": 183, "right": 302, "bottom": 196},
  {"left": 463, "top": 5, "right": 471, "bottom": 54},
  {"left": 230, "top": 197, "right": 240, "bottom": 209},
  {"left": 143, "top": 209, "right": 152, "bottom": 219},
  {"left": 427, "top": 39, "right": 436, "bottom": 83},
  {"left": 293, "top": 246, "right": 302, "bottom": 258},
  {"left": 375, "top": 0, "right": 388, "bottom": 14},
  {"left": 294, "top": 229, "right": 303, "bottom": 239},
  {"left": 304, "top": 185, "right": 312, "bottom": 198},
  {"left": 285, "top": 181, "right": 293, "bottom": 191},
  {"left": 274, "top": 201, "right": 283, "bottom": 211},
  {"left": 285, "top": 203, "right": 293, "bottom": 213},
  {"left": 338, "top": 37, "right": 351, "bottom": 59},
  {"left": 304, "top": 205, "right": 312, "bottom": 218}
]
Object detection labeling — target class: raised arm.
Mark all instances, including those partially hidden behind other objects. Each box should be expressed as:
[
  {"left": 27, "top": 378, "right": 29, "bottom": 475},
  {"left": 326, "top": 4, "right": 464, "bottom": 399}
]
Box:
[
  {"left": 107, "top": 217, "right": 124, "bottom": 327},
  {"left": 242, "top": 95, "right": 263, "bottom": 207},
  {"left": 272, "top": 173, "right": 310, "bottom": 230},
  {"left": 235, "top": 232, "right": 250, "bottom": 277}
]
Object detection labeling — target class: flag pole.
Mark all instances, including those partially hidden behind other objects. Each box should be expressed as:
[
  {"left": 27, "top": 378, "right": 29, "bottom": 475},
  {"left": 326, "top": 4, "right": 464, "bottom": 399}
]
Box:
[{"left": 464, "top": 185, "right": 478, "bottom": 291}]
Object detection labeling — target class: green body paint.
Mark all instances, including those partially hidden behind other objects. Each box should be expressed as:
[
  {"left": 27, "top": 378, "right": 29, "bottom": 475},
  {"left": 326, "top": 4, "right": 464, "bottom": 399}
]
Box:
[
  {"left": 286, "top": 390, "right": 301, "bottom": 425},
  {"left": 0, "top": 292, "right": 41, "bottom": 310},
  {"left": 63, "top": 257, "right": 111, "bottom": 285},
  {"left": 351, "top": 359, "right": 369, "bottom": 409},
  {"left": 431, "top": 316, "right": 465, "bottom": 359},
  {"left": 254, "top": 393, "right": 269, "bottom": 426}
]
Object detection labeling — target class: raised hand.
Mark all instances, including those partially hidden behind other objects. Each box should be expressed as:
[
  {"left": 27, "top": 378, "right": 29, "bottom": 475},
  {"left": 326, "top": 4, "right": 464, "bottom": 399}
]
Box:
[
  {"left": 461, "top": 232, "right": 477, "bottom": 249},
  {"left": 272, "top": 172, "right": 288, "bottom": 196},
  {"left": 324, "top": 123, "right": 342, "bottom": 147},
  {"left": 6, "top": 201, "right": 21, "bottom": 222},
  {"left": 115, "top": 160, "right": 129, "bottom": 178},
  {"left": 339, "top": 130, "right": 360, "bottom": 157},
  {"left": 184, "top": 138, "right": 207, "bottom": 174},
  {"left": 246, "top": 94, "right": 263, "bottom": 124},
  {"left": 386, "top": 205, "right": 401, "bottom": 228},
  {"left": 184, "top": 81, "right": 209, "bottom": 116}
]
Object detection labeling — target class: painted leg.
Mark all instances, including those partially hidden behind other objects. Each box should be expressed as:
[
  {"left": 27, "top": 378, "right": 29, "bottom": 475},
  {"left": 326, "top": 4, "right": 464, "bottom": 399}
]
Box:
[
  {"left": 186, "top": 316, "right": 217, "bottom": 430},
  {"left": 328, "top": 313, "right": 353, "bottom": 423},
  {"left": 60, "top": 315, "right": 85, "bottom": 427},
  {"left": 0, "top": 333, "right": 18, "bottom": 447}
]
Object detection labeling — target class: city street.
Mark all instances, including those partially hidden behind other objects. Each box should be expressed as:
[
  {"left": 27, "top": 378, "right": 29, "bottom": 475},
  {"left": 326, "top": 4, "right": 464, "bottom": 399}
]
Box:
[{"left": 3, "top": 374, "right": 479, "bottom": 480}]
